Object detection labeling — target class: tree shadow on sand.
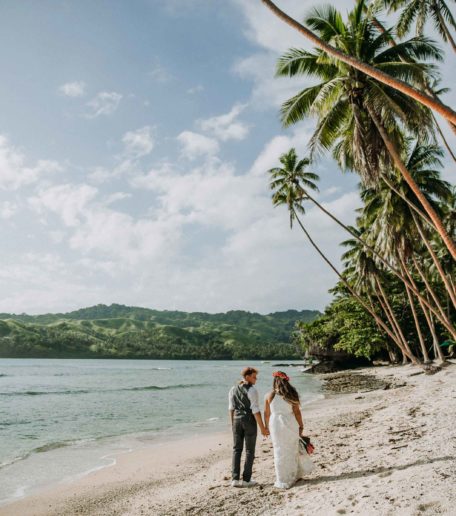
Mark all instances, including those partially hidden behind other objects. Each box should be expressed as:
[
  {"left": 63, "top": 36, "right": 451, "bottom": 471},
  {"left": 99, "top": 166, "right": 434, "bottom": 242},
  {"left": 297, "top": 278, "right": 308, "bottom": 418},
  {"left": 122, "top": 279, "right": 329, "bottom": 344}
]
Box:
[{"left": 292, "top": 455, "right": 454, "bottom": 488}]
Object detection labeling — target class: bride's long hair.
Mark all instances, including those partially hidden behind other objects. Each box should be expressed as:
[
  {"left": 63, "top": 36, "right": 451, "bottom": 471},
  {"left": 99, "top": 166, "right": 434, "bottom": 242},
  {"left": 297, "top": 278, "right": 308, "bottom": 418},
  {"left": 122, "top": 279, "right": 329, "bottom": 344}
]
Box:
[{"left": 271, "top": 371, "right": 300, "bottom": 405}]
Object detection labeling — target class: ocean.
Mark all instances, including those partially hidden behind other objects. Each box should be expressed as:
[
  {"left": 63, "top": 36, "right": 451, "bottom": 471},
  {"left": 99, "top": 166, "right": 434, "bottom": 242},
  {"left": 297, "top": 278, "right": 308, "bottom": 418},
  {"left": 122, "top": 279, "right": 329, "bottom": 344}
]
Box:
[{"left": 0, "top": 358, "right": 322, "bottom": 505}]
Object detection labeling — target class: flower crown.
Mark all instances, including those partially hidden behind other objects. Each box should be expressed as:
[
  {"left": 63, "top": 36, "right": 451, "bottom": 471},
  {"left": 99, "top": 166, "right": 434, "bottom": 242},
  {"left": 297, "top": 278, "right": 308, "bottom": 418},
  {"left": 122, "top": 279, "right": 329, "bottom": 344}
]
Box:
[{"left": 273, "top": 371, "right": 290, "bottom": 381}]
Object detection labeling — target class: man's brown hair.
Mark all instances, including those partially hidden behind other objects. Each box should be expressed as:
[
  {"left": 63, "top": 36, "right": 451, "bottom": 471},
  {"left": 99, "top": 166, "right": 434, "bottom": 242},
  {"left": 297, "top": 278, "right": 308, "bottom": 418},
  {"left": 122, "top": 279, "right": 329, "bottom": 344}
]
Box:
[{"left": 241, "top": 366, "right": 258, "bottom": 378}]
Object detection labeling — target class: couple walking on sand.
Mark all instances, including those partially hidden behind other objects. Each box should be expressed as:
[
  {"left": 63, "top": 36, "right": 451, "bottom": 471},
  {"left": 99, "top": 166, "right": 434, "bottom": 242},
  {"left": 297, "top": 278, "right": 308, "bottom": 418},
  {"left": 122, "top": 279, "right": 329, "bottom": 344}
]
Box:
[{"left": 228, "top": 366, "right": 314, "bottom": 489}]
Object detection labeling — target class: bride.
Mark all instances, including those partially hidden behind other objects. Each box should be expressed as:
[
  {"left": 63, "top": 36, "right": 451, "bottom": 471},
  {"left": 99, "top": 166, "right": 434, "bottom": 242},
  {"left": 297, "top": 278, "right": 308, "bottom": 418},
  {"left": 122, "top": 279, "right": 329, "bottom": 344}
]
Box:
[{"left": 264, "top": 371, "right": 314, "bottom": 489}]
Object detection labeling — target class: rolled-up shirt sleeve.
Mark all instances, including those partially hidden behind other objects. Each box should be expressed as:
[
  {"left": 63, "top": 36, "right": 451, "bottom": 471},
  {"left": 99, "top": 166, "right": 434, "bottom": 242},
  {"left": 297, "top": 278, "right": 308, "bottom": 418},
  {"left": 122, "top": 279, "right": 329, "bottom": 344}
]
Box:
[
  {"left": 228, "top": 386, "right": 234, "bottom": 410},
  {"left": 248, "top": 386, "right": 260, "bottom": 414}
]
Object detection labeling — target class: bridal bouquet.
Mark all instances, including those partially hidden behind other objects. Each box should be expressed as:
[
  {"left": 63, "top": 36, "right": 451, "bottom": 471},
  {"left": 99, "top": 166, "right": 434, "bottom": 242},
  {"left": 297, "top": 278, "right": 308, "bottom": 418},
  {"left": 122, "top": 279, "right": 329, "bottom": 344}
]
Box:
[{"left": 299, "top": 436, "right": 315, "bottom": 455}]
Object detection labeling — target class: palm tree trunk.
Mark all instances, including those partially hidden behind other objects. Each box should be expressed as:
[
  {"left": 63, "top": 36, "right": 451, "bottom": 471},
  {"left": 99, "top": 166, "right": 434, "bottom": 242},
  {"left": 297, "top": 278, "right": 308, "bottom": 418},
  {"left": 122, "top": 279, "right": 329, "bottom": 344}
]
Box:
[
  {"left": 432, "top": 113, "right": 456, "bottom": 160},
  {"left": 411, "top": 255, "right": 456, "bottom": 340},
  {"left": 400, "top": 259, "right": 430, "bottom": 362},
  {"left": 419, "top": 298, "right": 442, "bottom": 362},
  {"left": 376, "top": 287, "right": 414, "bottom": 359},
  {"left": 367, "top": 292, "right": 406, "bottom": 353},
  {"left": 366, "top": 105, "right": 456, "bottom": 259},
  {"left": 411, "top": 212, "right": 456, "bottom": 310},
  {"left": 292, "top": 208, "right": 419, "bottom": 363},
  {"left": 424, "top": 292, "right": 446, "bottom": 363},
  {"left": 382, "top": 174, "right": 434, "bottom": 229},
  {"left": 375, "top": 276, "right": 416, "bottom": 360},
  {"left": 411, "top": 254, "right": 456, "bottom": 325},
  {"left": 303, "top": 190, "right": 412, "bottom": 280},
  {"left": 260, "top": 0, "right": 456, "bottom": 124},
  {"left": 407, "top": 262, "right": 445, "bottom": 362}
]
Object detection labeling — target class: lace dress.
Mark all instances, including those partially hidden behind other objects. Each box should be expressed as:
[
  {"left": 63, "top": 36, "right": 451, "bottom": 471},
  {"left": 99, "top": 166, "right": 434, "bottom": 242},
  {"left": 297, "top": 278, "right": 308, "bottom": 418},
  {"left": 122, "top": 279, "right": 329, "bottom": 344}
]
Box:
[{"left": 268, "top": 394, "right": 314, "bottom": 489}]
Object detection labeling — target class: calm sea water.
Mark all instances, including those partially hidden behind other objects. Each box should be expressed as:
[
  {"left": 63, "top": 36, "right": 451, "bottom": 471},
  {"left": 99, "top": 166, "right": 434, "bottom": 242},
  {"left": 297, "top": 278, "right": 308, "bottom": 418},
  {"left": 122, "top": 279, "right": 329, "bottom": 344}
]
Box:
[{"left": 0, "top": 358, "right": 322, "bottom": 505}]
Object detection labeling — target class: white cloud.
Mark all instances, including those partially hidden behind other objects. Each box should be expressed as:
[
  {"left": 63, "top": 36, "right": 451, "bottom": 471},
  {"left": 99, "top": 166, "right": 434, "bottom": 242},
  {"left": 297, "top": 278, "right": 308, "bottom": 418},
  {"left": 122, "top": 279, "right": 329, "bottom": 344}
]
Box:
[
  {"left": 0, "top": 201, "right": 17, "bottom": 219},
  {"left": 0, "top": 252, "right": 105, "bottom": 314},
  {"left": 132, "top": 157, "right": 267, "bottom": 230},
  {"left": 27, "top": 179, "right": 182, "bottom": 268},
  {"left": 87, "top": 166, "right": 112, "bottom": 184},
  {"left": 234, "top": 52, "right": 311, "bottom": 110},
  {"left": 198, "top": 103, "right": 250, "bottom": 141},
  {"left": 122, "top": 126, "right": 155, "bottom": 158},
  {"left": 29, "top": 183, "right": 98, "bottom": 227},
  {"left": 249, "top": 125, "right": 313, "bottom": 177},
  {"left": 69, "top": 210, "right": 181, "bottom": 265},
  {"left": 129, "top": 162, "right": 174, "bottom": 191},
  {"left": 87, "top": 127, "right": 155, "bottom": 184},
  {"left": 177, "top": 131, "right": 220, "bottom": 159},
  {"left": 86, "top": 91, "right": 122, "bottom": 118},
  {"left": 148, "top": 60, "right": 172, "bottom": 83},
  {"left": 58, "top": 81, "right": 86, "bottom": 97},
  {"left": 0, "top": 135, "right": 62, "bottom": 190},
  {"left": 187, "top": 84, "right": 204, "bottom": 94},
  {"left": 104, "top": 192, "right": 131, "bottom": 205}
]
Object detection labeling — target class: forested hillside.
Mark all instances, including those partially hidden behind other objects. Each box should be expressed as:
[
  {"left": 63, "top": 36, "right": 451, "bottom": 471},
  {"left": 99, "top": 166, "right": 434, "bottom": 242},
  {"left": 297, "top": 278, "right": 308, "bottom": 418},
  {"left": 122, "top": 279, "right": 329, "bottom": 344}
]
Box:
[{"left": 0, "top": 304, "right": 319, "bottom": 359}]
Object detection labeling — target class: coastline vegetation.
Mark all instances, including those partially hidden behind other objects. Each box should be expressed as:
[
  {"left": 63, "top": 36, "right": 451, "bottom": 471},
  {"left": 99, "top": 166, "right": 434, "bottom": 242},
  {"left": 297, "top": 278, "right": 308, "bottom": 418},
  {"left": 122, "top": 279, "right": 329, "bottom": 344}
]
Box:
[{"left": 266, "top": 0, "right": 456, "bottom": 365}]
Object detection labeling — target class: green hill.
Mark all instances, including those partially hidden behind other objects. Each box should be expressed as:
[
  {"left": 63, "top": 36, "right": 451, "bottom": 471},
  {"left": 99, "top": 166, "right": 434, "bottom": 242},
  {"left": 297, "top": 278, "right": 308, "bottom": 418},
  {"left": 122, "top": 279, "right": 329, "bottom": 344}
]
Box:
[{"left": 0, "top": 304, "right": 320, "bottom": 360}]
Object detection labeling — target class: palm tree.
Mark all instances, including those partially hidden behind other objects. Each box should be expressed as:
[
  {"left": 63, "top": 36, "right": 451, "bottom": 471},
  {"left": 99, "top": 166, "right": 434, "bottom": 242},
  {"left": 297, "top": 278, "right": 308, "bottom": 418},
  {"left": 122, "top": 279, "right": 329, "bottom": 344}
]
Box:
[
  {"left": 269, "top": 148, "right": 320, "bottom": 228},
  {"left": 260, "top": 0, "right": 456, "bottom": 124},
  {"left": 268, "top": 150, "right": 417, "bottom": 360},
  {"left": 274, "top": 1, "right": 456, "bottom": 259},
  {"left": 381, "top": 0, "right": 456, "bottom": 52}
]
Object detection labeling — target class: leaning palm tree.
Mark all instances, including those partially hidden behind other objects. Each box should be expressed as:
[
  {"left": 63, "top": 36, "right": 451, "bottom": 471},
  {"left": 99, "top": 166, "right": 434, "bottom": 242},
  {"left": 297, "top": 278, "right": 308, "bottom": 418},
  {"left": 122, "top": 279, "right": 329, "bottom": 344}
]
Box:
[
  {"left": 268, "top": 148, "right": 320, "bottom": 228},
  {"left": 274, "top": 0, "right": 456, "bottom": 259},
  {"left": 268, "top": 150, "right": 418, "bottom": 361},
  {"left": 260, "top": 0, "right": 456, "bottom": 124},
  {"left": 380, "top": 0, "right": 456, "bottom": 52}
]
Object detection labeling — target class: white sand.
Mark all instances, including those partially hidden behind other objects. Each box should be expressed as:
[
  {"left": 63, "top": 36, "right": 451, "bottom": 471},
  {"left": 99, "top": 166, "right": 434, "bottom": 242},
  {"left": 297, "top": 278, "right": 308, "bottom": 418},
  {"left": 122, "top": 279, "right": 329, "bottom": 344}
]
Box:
[{"left": 1, "top": 363, "right": 455, "bottom": 516}]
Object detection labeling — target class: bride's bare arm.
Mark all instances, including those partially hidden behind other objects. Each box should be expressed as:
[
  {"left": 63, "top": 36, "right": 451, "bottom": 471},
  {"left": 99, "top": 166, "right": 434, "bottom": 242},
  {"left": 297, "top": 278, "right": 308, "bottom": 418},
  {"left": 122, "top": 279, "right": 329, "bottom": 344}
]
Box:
[
  {"left": 264, "top": 397, "right": 271, "bottom": 431},
  {"left": 292, "top": 403, "right": 304, "bottom": 435}
]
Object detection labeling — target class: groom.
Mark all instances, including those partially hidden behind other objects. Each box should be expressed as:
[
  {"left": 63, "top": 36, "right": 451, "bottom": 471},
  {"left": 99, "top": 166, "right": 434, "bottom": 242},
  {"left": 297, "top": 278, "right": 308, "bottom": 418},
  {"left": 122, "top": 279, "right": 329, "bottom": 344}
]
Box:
[{"left": 228, "top": 366, "right": 269, "bottom": 488}]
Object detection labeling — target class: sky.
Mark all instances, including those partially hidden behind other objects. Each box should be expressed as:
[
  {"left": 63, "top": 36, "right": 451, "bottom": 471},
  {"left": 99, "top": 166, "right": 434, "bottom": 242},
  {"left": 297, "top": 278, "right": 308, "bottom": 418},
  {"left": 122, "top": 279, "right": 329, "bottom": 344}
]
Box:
[{"left": 0, "top": 0, "right": 454, "bottom": 315}]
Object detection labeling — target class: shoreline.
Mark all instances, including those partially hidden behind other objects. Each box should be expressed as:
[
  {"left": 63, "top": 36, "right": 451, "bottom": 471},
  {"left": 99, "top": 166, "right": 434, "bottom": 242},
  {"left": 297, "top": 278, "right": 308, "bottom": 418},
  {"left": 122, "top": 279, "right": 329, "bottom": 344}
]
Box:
[
  {"left": 2, "top": 363, "right": 455, "bottom": 515},
  {"left": 0, "top": 391, "right": 324, "bottom": 509}
]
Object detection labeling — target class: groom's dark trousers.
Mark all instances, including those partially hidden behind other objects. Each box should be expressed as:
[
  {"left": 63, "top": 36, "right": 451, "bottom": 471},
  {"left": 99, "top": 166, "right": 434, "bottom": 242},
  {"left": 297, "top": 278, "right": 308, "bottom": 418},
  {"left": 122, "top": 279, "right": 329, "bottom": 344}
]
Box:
[
  {"left": 231, "top": 384, "right": 257, "bottom": 482},
  {"left": 232, "top": 416, "right": 257, "bottom": 482}
]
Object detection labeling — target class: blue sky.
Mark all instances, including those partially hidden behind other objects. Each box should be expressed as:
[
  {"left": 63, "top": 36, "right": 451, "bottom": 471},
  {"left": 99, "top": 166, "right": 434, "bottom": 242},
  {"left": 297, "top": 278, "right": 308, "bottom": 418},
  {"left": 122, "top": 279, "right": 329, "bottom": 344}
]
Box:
[{"left": 0, "top": 0, "right": 454, "bottom": 314}]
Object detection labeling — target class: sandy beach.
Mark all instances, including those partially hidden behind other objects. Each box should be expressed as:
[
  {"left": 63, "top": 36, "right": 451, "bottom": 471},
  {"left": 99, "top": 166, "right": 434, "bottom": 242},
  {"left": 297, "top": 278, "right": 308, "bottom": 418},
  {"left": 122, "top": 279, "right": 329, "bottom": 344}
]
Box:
[{"left": 2, "top": 363, "right": 455, "bottom": 516}]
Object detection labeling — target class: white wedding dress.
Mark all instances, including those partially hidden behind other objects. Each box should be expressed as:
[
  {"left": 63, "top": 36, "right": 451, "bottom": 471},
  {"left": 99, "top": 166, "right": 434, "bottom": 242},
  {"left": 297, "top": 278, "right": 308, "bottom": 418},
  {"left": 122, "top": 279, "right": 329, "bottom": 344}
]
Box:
[{"left": 268, "top": 394, "right": 314, "bottom": 489}]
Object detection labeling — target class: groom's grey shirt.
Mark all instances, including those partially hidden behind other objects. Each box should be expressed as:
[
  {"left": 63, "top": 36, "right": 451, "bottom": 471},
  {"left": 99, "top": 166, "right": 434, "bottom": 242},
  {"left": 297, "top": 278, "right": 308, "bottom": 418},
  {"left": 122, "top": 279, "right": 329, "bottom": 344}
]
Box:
[{"left": 228, "top": 382, "right": 260, "bottom": 416}]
